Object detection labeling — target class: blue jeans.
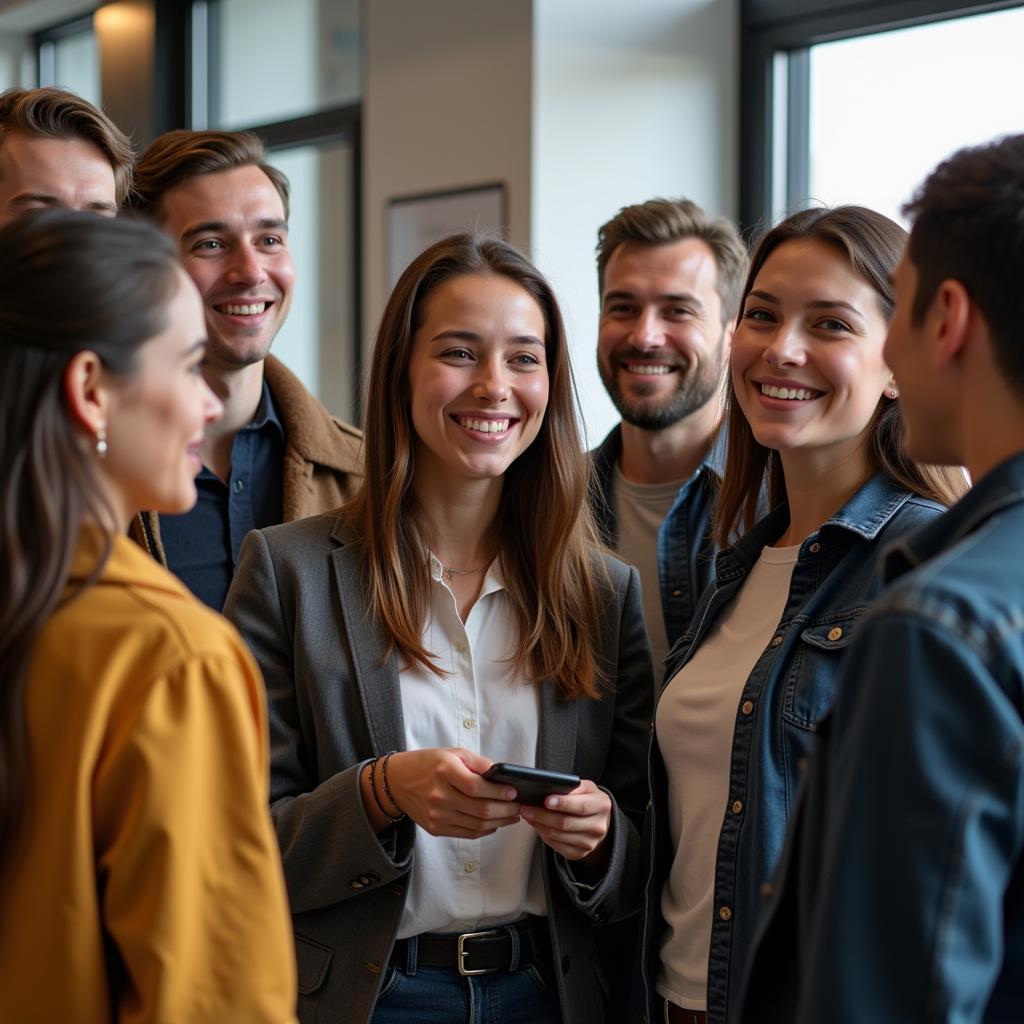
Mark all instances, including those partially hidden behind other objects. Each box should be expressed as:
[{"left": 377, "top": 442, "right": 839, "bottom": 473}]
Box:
[{"left": 370, "top": 961, "right": 561, "bottom": 1024}]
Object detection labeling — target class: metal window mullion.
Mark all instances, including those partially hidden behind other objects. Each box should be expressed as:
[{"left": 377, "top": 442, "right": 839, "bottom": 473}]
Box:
[{"left": 784, "top": 46, "right": 810, "bottom": 214}]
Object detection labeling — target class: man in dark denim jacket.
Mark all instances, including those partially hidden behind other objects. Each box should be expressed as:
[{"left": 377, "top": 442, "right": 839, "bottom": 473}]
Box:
[{"left": 739, "top": 135, "right": 1024, "bottom": 1023}]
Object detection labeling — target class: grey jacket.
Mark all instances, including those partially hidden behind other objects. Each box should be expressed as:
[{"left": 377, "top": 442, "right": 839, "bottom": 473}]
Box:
[{"left": 224, "top": 510, "right": 654, "bottom": 1024}]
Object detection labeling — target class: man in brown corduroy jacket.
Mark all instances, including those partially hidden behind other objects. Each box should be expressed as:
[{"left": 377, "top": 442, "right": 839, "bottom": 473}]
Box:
[{"left": 128, "top": 129, "right": 362, "bottom": 608}]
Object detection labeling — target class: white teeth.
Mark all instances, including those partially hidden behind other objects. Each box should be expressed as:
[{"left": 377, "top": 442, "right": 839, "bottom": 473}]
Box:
[
  {"left": 221, "top": 302, "right": 266, "bottom": 316},
  {"left": 761, "top": 383, "right": 816, "bottom": 401},
  {"left": 458, "top": 417, "right": 510, "bottom": 433},
  {"left": 625, "top": 363, "right": 672, "bottom": 375}
]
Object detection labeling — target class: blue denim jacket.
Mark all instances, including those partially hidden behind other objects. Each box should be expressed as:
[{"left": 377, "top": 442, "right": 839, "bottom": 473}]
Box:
[
  {"left": 590, "top": 425, "right": 726, "bottom": 654},
  {"left": 739, "top": 454, "right": 1024, "bottom": 1024},
  {"left": 635, "top": 473, "right": 946, "bottom": 1024}
]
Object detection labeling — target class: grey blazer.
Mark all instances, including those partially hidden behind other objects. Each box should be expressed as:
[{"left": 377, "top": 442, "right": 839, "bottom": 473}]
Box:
[{"left": 224, "top": 510, "right": 654, "bottom": 1024}]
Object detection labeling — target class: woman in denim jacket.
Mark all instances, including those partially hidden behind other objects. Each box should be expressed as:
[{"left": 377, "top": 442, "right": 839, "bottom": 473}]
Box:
[{"left": 637, "top": 207, "right": 968, "bottom": 1024}]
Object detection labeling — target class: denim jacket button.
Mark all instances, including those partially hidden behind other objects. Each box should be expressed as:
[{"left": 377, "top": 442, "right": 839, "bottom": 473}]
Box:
[
  {"left": 809, "top": 542, "right": 821, "bottom": 554},
  {"left": 732, "top": 800, "right": 743, "bottom": 814},
  {"left": 672, "top": 588, "right": 683, "bottom": 597},
  {"left": 741, "top": 700, "right": 754, "bottom": 716},
  {"left": 828, "top": 626, "right": 843, "bottom": 641},
  {"left": 719, "top": 905, "right": 733, "bottom": 921},
  {"left": 761, "top": 881, "right": 775, "bottom": 897},
  {"left": 770, "top": 635, "right": 783, "bottom": 648}
]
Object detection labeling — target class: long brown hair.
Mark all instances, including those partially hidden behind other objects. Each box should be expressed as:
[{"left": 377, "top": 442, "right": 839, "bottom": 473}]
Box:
[
  {"left": 0, "top": 211, "right": 180, "bottom": 868},
  {"left": 715, "top": 205, "right": 968, "bottom": 546},
  {"left": 348, "top": 233, "right": 607, "bottom": 699}
]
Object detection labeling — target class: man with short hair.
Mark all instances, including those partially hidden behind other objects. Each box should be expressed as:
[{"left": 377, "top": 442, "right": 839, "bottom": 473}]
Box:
[
  {"left": 0, "top": 86, "right": 132, "bottom": 223},
  {"left": 591, "top": 198, "right": 748, "bottom": 671},
  {"left": 128, "top": 129, "right": 362, "bottom": 609},
  {"left": 740, "top": 135, "right": 1024, "bottom": 1023}
]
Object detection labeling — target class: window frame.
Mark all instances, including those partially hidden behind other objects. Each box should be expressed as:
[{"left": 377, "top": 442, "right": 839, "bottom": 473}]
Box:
[
  {"left": 181, "top": 0, "right": 365, "bottom": 421},
  {"left": 34, "top": 12, "right": 97, "bottom": 92},
  {"left": 739, "top": 0, "right": 1024, "bottom": 233}
]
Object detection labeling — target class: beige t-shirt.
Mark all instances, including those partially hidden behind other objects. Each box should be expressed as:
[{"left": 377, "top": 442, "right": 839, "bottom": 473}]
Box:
[
  {"left": 613, "top": 465, "right": 685, "bottom": 677},
  {"left": 656, "top": 543, "right": 799, "bottom": 1011}
]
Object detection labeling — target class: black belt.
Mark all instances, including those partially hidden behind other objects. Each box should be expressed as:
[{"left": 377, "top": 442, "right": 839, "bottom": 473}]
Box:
[
  {"left": 390, "top": 918, "right": 551, "bottom": 977},
  {"left": 665, "top": 1004, "right": 707, "bottom": 1024}
]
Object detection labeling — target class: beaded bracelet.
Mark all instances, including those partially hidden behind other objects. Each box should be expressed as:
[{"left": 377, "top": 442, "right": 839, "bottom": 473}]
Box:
[
  {"left": 380, "top": 750, "right": 406, "bottom": 819},
  {"left": 369, "top": 756, "right": 403, "bottom": 823}
]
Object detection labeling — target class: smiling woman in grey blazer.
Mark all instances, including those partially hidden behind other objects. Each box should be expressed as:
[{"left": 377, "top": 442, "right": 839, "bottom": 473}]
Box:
[{"left": 225, "top": 233, "right": 654, "bottom": 1024}]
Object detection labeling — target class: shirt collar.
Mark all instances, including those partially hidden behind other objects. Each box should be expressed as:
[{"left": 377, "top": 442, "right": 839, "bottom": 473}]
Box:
[
  {"left": 67, "top": 525, "right": 190, "bottom": 598},
  {"left": 719, "top": 472, "right": 924, "bottom": 576},
  {"left": 244, "top": 376, "right": 284, "bottom": 435},
  {"left": 705, "top": 420, "right": 729, "bottom": 479},
  {"left": 883, "top": 452, "right": 1024, "bottom": 581}
]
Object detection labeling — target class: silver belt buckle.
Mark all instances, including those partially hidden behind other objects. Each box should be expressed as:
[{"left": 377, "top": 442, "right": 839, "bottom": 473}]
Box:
[{"left": 457, "top": 928, "right": 502, "bottom": 976}]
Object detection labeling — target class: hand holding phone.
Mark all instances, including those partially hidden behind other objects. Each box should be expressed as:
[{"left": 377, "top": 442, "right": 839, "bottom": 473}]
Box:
[{"left": 482, "top": 762, "right": 580, "bottom": 807}]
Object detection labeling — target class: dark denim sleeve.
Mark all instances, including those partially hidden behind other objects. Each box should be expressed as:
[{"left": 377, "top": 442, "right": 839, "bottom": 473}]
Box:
[{"left": 795, "top": 607, "right": 1024, "bottom": 1024}]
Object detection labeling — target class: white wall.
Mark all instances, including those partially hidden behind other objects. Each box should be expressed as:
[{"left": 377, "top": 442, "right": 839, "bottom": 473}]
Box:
[
  {"left": 362, "top": 0, "right": 534, "bottom": 354},
  {"left": 531, "top": 0, "right": 739, "bottom": 448}
]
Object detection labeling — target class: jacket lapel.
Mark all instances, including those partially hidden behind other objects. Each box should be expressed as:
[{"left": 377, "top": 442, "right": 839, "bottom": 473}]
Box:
[
  {"left": 539, "top": 681, "right": 578, "bottom": 773},
  {"left": 329, "top": 535, "right": 407, "bottom": 756}
]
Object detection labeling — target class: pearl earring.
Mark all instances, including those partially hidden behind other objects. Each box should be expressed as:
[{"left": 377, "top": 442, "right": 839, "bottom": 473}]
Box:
[
  {"left": 886, "top": 388, "right": 898, "bottom": 400},
  {"left": 95, "top": 427, "right": 108, "bottom": 458}
]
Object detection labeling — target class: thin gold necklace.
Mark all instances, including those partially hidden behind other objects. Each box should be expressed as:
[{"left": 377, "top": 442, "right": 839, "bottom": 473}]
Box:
[{"left": 443, "top": 563, "right": 487, "bottom": 582}]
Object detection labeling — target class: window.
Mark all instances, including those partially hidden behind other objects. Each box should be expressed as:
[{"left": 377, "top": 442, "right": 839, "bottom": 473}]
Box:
[
  {"left": 741, "top": 0, "right": 1024, "bottom": 231},
  {"left": 37, "top": 15, "right": 101, "bottom": 107},
  {"left": 190, "top": 0, "right": 363, "bottom": 423},
  {"left": 194, "top": 0, "right": 360, "bottom": 131},
  {"left": 807, "top": 7, "right": 1024, "bottom": 221}
]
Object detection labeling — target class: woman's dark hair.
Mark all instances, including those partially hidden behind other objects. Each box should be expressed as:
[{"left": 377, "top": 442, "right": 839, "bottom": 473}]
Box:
[
  {"left": 348, "top": 233, "right": 607, "bottom": 700},
  {"left": 715, "top": 205, "right": 968, "bottom": 545},
  {"left": 0, "top": 210, "right": 180, "bottom": 868}
]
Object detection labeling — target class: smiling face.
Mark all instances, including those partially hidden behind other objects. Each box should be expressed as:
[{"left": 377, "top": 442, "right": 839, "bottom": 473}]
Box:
[
  {"left": 406, "top": 273, "right": 549, "bottom": 488},
  {"left": 0, "top": 131, "right": 117, "bottom": 226},
  {"left": 597, "top": 238, "right": 729, "bottom": 430},
  {"left": 731, "top": 237, "right": 893, "bottom": 474},
  {"left": 159, "top": 164, "right": 294, "bottom": 370},
  {"left": 100, "top": 269, "right": 224, "bottom": 519}
]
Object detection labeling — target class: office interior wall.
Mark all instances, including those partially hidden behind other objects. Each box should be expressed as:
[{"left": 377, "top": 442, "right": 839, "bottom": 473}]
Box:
[
  {"left": 95, "top": 0, "right": 155, "bottom": 146},
  {"left": 362, "top": 0, "right": 535, "bottom": 377},
  {"left": 532, "top": 0, "right": 739, "bottom": 446},
  {"left": 363, "top": 0, "right": 738, "bottom": 443}
]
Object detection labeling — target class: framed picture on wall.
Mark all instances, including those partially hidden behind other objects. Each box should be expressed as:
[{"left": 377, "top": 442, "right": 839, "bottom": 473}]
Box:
[{"left": 387, "top": 182, "right": 507, "bottom": 287}]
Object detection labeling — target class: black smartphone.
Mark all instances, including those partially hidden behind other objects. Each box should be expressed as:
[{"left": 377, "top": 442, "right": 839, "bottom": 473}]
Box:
[{"left": 482, "top": 762, "right": 581, "bottom": 806}]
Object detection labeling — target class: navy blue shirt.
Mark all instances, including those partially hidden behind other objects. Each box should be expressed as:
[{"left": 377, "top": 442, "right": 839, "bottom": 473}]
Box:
[{"left": 160, "top": 380, "right": 285, "bottom": 610}]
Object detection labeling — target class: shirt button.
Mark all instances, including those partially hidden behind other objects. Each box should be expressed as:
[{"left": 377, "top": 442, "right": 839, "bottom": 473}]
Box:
[
  {"left": 719, "top": 905, "right": 733, "bottom": 921},
  {"left": 233, "top": 478, "right": 245, "bottom": 493},
  {"left": 809, "top": 542, "right": 821, "bottom": 554},
  {"left": 732, "top": 800, "right": 743, "bottom": 814},
  {"left": 463, "top": 718, "right": 475, "bottom": 729},
  {"left": 770, "top": 634, "right": 783, "bottom": 648},
  {"left": 741, "top": 700, "right": 754, "bottom": 716},
  {"left": 464, "top": 861, "right": 477, "bottom": 874},
  {"left": 828, "top": 626, "right": 843, "bottom": 641},
  {"left": 455, "top": 640, "right": 469, "bottom": 654}
]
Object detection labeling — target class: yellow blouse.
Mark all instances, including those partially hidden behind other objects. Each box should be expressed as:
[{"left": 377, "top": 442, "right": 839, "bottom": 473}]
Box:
[{"left": 0, "top": 529, "right": 297, "bottom": 1023}]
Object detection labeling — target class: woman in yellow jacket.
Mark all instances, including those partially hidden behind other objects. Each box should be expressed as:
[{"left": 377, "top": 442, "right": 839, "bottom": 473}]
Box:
[{"left": 0, "top": 211, "right": 297, "bottom": 1023}]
